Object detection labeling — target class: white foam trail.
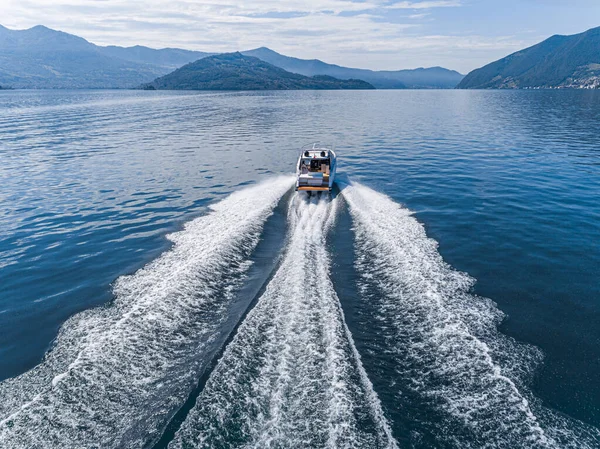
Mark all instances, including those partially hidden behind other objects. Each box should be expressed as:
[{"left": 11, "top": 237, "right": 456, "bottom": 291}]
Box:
[
  {"left": 0, "top": 177, "right": 293, "bottom": 448},
  {"left": 170, "top": 193, "right": 398, "bottom": 449},
  {"left": 342, "top": 182, "right": 600, "bottom": 448}
]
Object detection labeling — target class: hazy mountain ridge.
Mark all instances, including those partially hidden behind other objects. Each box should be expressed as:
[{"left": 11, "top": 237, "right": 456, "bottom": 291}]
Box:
[
  {"left": 144, "top": 53, "right": 375, "bottom": 90},
  {"left": 242, "top": 47, "right": 464, "bottom": 89},
  {"left": 0, "top": 24, "right": 462, "bottom": 89},
  {"left": 98, "top": 45, "right": 214, "bottom": 70},
  {"left": 0, "top": 25, "right": 169, "bottom": 88},
  {"left": 458, "top": 26, "right": 600, "bottom": 89}
]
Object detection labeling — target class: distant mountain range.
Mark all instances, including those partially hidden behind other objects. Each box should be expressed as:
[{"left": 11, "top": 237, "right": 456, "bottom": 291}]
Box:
[
  {"left": 240, "top": 47, "right": 463, "bottom": 89},
  {"left": 99, "top": 46, "right": 213, "bottom": 70},
  {"left": 0, "top": 25, "right": 168, "bottom": 88},
  {"left": 145, "top": 53, "right": 375, "bottom": 90},
  {"left": 458, "top": 26, "right": 600, "bottom": 89},
  {"left": 0, "top": 24, "right": 463, "bottom": 89}
]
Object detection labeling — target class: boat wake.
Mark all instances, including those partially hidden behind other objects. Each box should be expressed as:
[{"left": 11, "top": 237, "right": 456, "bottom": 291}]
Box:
[
  {"left": 341, "top": 182, "right": 600, "bottom": 448},
  {"left": 0, "top": 177, "right": 293, "bottom": 448},
  {"left": 1, "top": 179, "right": 599, "bottom": 449},
  {"left": 170, "top": 193, "right": 397, "bottom": 448}
]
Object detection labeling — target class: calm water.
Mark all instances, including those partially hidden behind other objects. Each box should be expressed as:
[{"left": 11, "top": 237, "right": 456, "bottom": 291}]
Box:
[{"left": 0, "top": 89, "right": 599, "bottom": 448}]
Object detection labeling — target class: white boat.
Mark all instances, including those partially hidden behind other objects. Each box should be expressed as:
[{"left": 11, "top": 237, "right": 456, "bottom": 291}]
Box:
[{"left": 295, "top": 143, "right": 337, "bottom": 192}]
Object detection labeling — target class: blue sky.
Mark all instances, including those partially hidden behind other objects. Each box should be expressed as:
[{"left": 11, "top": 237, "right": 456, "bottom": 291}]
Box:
[{"left": 3, "top": 0, "right": 600, "bottom": 73}]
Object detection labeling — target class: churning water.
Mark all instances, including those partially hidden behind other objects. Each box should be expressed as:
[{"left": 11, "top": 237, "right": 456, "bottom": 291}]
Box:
[{"left": 1, "top": 89, "right": 599, "bottom": 448}]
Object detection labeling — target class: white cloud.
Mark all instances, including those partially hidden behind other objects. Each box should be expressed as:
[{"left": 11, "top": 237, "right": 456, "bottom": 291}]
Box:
[
  {"left": 1, "top": 0, "right": 529, "bottom": 72},
  {"left": 408, "top": 12, "right": 431, "bottom": 19},
  {"left": 385, "top": 1, "right": 462, "bottom": 9}
]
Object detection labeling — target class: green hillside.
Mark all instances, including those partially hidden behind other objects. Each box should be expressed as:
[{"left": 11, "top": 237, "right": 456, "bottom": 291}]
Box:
[
  {"left": 458, "top": 26, "right": 600, "bottom": 89},
  {"left": 144, "top": 53, "right": 375, "bottom": 90}
]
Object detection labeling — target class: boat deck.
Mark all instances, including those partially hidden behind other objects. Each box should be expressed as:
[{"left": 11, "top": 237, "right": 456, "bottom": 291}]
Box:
[{"left": 297, "top": 186, "right": 330, "bottom": 192}]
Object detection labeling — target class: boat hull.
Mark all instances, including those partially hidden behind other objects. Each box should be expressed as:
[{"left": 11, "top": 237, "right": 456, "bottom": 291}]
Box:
[{"left": 295, "top": 144, "right": 337, "bottom": 192}]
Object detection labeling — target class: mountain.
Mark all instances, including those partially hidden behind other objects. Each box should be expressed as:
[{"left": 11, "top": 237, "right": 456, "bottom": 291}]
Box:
[
  {"left": 0, "top": 25, "right": 172, "bottom": 88},
  {"left": 97, "top": 45, "right": 213, "bottom": 70},
  {"left": 0, "top": 24, "right": 461, "bottom": 89},
  {"left": 242, "top": 47, "right": 464, "bottom": 89},
  {"left": 144, "top": 53, "right": 375, "bottom": 90},
  {"left": 457, "top": 26, "right": 600, "bottom": 89}
]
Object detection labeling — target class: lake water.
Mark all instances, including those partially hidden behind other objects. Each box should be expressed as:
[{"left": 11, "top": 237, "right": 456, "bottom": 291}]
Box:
[{"left": 0, "top": 89, "right": 599, "bottom": 448}]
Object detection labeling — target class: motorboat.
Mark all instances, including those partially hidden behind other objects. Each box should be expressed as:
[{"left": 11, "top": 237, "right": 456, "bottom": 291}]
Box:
[{"left": 295, "top": 143, "right": 337, "bottom": 192}]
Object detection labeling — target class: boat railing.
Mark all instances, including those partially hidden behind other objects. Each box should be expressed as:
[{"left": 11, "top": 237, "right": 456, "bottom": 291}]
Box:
[{"left": 300, "top": 142, "right": 334, "bottom": 153}]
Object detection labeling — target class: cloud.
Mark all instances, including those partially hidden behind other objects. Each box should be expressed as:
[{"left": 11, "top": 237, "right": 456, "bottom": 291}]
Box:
[
  {"left": 385, "top": 1, "right": 462, "bottom": 9},
  {"left": 408, "top": 12, "right": 431, "bottom": 19},
  {"left": 1, "top": 0, "right": 530, "bottom": 72}
]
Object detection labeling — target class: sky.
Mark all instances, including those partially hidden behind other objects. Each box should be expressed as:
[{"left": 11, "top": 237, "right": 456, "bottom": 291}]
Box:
[{"left": 2, "top": 0, "right": 600, "bottom": 73}]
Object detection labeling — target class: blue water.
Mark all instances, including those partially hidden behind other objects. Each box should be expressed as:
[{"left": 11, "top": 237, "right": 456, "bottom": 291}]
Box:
[{"left": 0, "top": 89, "right": 599, "bottom": 448}]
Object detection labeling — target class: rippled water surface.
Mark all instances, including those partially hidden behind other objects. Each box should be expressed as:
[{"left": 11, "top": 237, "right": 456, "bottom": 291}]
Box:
[{"left": 0, "top": 89, "right": 599, "bottom": 448}]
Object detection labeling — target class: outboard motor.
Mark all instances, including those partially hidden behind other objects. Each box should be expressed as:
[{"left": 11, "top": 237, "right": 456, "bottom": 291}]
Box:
[
  {"left": 320, "top": 151, "right": 326, "bottom": 157},
  {"left": 304, "top": 150, "right": 310, "bottom": 157}
]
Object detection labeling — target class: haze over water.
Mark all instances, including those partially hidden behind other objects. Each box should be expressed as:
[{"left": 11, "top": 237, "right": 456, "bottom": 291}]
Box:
[{"left": 0, "top": 89, "right": 599, "bottom": 448}]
